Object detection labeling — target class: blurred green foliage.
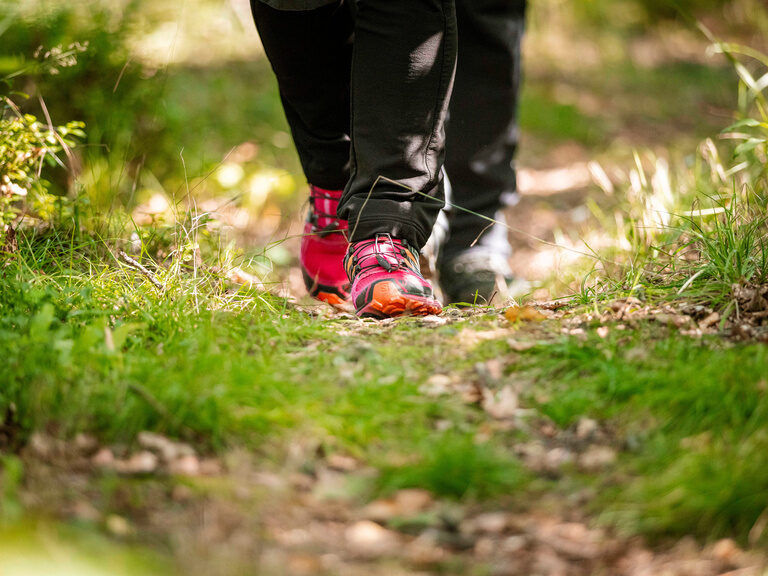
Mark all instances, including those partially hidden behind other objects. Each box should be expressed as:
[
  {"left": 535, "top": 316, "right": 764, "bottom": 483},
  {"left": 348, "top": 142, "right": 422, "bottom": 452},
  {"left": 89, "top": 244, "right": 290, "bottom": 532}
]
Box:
[
  {"left": 1, "top": 0, "right": 162, "bottom": 198},
  {"left": 0, "top": 109, "right": 85, "bottom": 227},
  {"left": 573, "top": 0, "right": 733, "bottom": 27}
]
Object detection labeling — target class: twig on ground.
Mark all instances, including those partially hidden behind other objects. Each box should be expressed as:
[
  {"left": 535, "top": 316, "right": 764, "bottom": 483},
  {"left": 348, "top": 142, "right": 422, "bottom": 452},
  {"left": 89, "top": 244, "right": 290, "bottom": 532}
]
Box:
[{"left": 118, "top": 250, "right": 164, "bottom": 291}]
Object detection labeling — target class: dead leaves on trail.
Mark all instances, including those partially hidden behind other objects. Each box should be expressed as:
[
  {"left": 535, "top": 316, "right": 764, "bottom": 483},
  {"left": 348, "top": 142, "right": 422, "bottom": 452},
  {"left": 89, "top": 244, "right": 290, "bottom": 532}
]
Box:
[{"left": 504, "top": 305, "right": 548, "bottom": 323}]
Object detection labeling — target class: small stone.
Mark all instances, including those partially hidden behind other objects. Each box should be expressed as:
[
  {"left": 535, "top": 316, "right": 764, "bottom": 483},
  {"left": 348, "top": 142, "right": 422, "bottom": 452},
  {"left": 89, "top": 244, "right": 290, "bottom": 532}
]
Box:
[
  {"left": 286, "top": 555, "right": 323, "bottom": 575},
  {"left": 199, "top": 458, "right": 223, "bottom": 476},
  {"left": 500, "top": 535, "right": 527, "bottom": 554},
  {"left": 171, "top": 484, "right": 194, "bottom": 502},
  {"left": 407, "top": 529, "right": 447, "bottom": 565},
  {"left": 313, "top": 468, "right": 352, "bottom": 501},
  {"left": 73, "top": 433, "right": 99, "bottom": 455},
  {"left": 118, "top": 450, "right": 158, "bottom": 475},
  {"left": 168, "top": 454, "right": 200, "bottom": 476},
  {"left": 596, "top": 326, "right": 610, "bottom": 338},
  {"left": 474, "top": 536, "right": 497, "bottom": 557},
  {"left": 105, "top": 514, "right": 132, "bottom": 536},
  {"left": 507, "top": 339, "right": 536, "bottom": 352},
  {"left": 471, "top": 512, "right": 509, "bottom": 535},
  {"left": 536, "top": 522, "right": 604, "bottom": 560},
  {"left": 578, "top": 446, "right": 617, "bottom": 472},
  {"left": 362, "top": 499, "right": 400, "bottom": 522},
  {"left": 363, "top": 489, "right": 433, "bottom": 521},
  {"left": 288, "top": 473, "right": 315, "bottom": 491},
  {"left": 137, "top": 431, "right": 194, "bottom": 462},
  {"left": 485, "top": 359, "right": 504, "bottom": 381},
  {"left": 71, "top": 500, "right": 100, "bottom": 522},
  {"left": 420, "top": 374, "right": 454, "bottom": 397},
  {"left": 28, "top": 432, "right": 52, "bottom": 458},
  {"left": 482, "top": 386, "right": 519, "bottom": 420},
  {"left": 419, "top": 315, "right": 447, "bottom": 326},
  {"left": 711, "top": 538, "right": 741, "bottom": 563},
  {"left": 576, "top": 417, "right": 599, "bottom": 440},
  {"left": 544, "top": 447, "right": 574, "bottom": 471},
  {"left": 327, "top": 453, "right": 359, "bottom": 471},
  {"left": 394, "top": 489, "right": 433, "bottom": 515},
  {"left": 345, "top": 521, "right": 400, "bottom": 557},
  {"left": 92, "top": 447, "right": 116, "bottom": 468}
]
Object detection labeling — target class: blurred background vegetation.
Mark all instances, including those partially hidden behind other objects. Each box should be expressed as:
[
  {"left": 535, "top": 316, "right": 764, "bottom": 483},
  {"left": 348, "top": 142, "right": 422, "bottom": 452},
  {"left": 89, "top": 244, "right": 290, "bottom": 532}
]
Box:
[{"left": 2, "top": 0, "right": 767, "bottom": 292}]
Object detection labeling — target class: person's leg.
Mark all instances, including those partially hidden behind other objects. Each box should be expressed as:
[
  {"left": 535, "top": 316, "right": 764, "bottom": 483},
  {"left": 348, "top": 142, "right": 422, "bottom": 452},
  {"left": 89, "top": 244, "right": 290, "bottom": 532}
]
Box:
[
  {"left": 339, "top": 0, "right": 458, "bottom": 251},
  {"left": 439, "top": 0, "right": 526, "bottom": 303},
  {"left": 250, "top": 0, "right": 353, "bottom": 190},
  {"left": 251, "top": 0, "right": 355, "bottom": 305},
  {"left": 338, "top": 0, "right": 458, "bottom": 317}
]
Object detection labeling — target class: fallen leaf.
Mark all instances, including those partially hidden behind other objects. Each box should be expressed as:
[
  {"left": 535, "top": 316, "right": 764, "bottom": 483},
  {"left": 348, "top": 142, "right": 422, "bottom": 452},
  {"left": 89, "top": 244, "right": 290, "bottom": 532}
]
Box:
[
  {"left": 504, "top": 306, "right": 547, "bottom": 323},
  {"left": 700, "top": 311, "right": 720, "bottom": 329}
]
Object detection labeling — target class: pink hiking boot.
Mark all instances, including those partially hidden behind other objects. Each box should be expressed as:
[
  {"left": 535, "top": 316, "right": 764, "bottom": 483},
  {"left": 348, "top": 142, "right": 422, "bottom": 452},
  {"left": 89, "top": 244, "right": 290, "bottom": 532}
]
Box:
[
  {"left": 344, "top": 234, "right": 442, "bottom": 318},
  {"left": 300, "top": 185, "right": 350, "bottom": 306}
]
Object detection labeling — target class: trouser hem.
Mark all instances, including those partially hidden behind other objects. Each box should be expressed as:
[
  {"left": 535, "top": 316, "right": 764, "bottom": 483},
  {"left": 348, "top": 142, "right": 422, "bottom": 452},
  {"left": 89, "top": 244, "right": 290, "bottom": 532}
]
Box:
[{"left": 348, "top": 216, "right": 431, "bottom": 249}]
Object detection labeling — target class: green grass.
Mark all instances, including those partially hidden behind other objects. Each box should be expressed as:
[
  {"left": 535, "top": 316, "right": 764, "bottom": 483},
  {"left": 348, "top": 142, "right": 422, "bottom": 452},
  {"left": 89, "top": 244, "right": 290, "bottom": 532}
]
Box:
[
  {"left": 6, "top": 222, "right": 768, "bottom": 545},
  {"left": 0, "top": 228, "right": 523, "bottom": 501},
  {"left": 377, "top": 434, "right": 528, "bottom": 500},
  {"left": 512, "top": 329, "right": 768, "bottom": 542}
]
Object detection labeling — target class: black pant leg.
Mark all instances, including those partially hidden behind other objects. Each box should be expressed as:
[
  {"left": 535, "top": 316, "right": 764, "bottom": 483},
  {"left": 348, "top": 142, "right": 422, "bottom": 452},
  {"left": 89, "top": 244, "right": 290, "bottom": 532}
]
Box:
[
  {"left": 443, "top": 0, "right": 526, "bottom": 258},
  {"left": 339, "top": 0, "right": 458, "bottom": 249},
  {"left": 250, "top": 0, "right": 354, "bottom": 190}
]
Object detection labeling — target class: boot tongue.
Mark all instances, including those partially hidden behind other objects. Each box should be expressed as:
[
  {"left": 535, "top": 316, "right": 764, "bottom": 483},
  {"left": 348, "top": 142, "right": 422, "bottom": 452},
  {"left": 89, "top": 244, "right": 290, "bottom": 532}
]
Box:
[{"left": 359, "top": 236, "right": 402, "bottom": 271}]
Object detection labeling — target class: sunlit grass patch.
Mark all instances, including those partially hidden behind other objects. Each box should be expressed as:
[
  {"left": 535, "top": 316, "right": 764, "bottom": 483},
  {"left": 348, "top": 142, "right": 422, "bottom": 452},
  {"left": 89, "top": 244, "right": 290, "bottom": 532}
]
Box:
[
  {"left": 514, "top": 330, "right": 768, "bottom": 542},
  {"left": 377, "top": 435, "right": 528, "bottom": 501},
  {"left": 0, "top": 521, "right": 169, "bottom": 576}
]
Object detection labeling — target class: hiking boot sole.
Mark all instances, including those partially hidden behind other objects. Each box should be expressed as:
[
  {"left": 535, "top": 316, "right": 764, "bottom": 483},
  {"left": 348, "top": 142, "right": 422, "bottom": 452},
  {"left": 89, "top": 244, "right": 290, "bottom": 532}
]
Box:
[{"left": 355, "top": 279, "right": 442, "bottom": 318}]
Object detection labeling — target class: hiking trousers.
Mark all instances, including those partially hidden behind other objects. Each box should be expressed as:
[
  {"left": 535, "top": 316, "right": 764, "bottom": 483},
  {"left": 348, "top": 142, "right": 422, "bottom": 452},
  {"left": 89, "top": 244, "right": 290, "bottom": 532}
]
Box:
[{"left": 251, "top": 0, "right": 526, "bottom": 252}]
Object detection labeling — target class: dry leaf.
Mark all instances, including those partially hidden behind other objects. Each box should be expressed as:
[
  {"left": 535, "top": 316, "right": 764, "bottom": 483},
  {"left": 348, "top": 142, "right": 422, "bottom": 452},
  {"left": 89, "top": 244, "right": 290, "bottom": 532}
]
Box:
[
  {"left": 700, "top": 311, "right": 720, "bottom": 329},
  {"left": 504, "top": 305, "right": 547, "bottom": 323}
]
